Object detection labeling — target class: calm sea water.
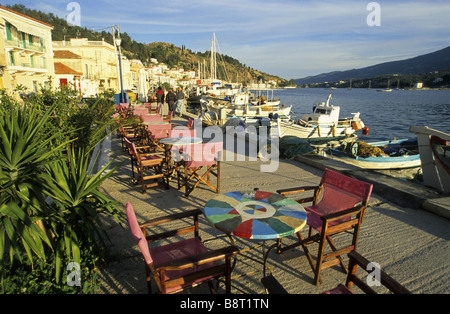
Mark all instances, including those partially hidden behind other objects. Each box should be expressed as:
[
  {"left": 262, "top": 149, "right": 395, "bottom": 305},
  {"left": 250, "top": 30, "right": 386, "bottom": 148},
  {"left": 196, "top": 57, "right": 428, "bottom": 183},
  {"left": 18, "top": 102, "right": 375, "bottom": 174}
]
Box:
[{"left": 269, "top": 88, "right": 450, "bottom": 142}]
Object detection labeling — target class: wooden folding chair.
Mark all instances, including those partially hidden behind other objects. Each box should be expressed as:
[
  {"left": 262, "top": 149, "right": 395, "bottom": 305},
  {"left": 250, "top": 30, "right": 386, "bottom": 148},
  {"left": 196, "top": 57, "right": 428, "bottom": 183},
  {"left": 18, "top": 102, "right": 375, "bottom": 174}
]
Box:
[
  {"left": 177, "top": 142, "right": 222, "bottom": 198},
  {"left": 277, "top": 168, "right": 373, "bottom": 285},
  {"left": 126, "top": 202, "right": 238, "bottom": 294},
  {"left": 145, "top": 124, "right": 172, "bottom": 152},
  {"left": 323, "top": 251, "right": 412, "bottom": 294},
  {"left": 124, "top": 138, "right": 164, "bottom": 193}
]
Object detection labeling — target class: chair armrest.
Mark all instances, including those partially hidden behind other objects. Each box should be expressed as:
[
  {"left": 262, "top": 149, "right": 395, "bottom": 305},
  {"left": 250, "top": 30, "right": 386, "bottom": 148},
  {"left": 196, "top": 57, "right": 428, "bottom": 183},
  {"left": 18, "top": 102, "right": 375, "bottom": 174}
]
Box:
[
  {"left": 141, "top": 209, "right": 202, "bottom": 228},
  {"left": 320, "top": 205, "right": 365, "bottom": 222},
  {"left": 276, "top": 186, "right": 319, "bottom": 195},
  {"left": 156, "top": 245, "right": 239, "bottom": 271}
]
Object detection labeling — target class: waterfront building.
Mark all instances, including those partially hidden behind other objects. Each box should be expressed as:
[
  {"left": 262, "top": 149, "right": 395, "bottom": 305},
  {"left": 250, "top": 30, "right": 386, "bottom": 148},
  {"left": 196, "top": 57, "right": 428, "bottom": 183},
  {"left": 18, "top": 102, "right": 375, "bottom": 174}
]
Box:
[
  {"left": 54, "top": 61, "right": 83, "bottom": 97},
  {"left": 53, "top": 38, "right": 132, "bottom": 96},
  {"left": 0, "top": 5, "right": 55, "bottom": 94}
]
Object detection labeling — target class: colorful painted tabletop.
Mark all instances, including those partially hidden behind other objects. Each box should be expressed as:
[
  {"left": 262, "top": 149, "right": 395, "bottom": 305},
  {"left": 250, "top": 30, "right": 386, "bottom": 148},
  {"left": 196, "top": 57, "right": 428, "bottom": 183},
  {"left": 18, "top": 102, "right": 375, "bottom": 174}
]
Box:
[{"left": 204, "top": 191, "right": 307, "bottom": 240}]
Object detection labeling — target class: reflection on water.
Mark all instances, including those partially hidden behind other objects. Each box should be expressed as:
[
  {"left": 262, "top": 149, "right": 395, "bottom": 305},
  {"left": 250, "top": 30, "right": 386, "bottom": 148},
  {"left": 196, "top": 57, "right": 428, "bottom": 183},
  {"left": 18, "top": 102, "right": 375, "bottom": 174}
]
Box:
[{"left": 272, "top": 88, "right": 450, "bottom": 141}]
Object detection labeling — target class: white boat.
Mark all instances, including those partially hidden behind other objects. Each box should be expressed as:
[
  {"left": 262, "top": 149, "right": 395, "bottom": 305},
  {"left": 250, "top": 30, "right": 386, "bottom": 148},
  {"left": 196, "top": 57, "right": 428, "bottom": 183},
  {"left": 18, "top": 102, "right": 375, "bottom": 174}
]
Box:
[
  {"left": 410, "top": 126, "right": 450, "bottom": 193},
  {"left": 203, "top": 92, "right": 292, "bottom": 126},
  {"left": 326, "top": 138, "right": 421, "bottom": 170},
  {"left": 277, "top": 93, "right": 365, "bottom": 140}
]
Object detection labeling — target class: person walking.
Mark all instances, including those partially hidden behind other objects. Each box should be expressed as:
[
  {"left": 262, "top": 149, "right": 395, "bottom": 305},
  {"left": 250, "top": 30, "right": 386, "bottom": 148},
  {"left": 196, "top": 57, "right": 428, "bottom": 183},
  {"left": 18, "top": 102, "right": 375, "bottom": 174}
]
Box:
[
  {"left": 166, "top": 88, "right": 176, "bottom": 113},
  {"left": 156, "top": 86, "right": 165, "bottom": 106},
  {"left": 175, "top": 87, "right": 185, "bottom": 118}
]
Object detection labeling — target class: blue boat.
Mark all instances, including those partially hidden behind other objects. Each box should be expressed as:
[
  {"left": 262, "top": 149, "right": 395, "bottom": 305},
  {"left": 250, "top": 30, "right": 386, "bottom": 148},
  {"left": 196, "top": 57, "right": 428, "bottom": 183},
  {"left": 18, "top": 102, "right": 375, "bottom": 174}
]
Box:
[{"left": 327, "top": 138, "right": 421, "bottom": 170}]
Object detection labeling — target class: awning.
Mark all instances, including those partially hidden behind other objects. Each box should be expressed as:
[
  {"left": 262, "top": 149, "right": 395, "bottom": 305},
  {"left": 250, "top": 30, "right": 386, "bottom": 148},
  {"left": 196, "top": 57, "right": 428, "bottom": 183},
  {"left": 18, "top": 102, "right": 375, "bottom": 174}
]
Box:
[{"left": 5, "top": 19, "right": 46, "bottom": 39}]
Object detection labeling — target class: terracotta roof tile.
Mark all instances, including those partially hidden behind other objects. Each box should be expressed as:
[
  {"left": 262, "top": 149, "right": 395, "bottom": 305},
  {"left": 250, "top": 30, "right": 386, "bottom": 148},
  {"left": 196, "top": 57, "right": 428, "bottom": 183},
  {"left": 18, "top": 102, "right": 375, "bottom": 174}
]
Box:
[
  {"left": 53, "top": 50, "right": 82, "bottom": 59},
  {"left": 54, "top": 62, "right": 83, "bottom": 75}
]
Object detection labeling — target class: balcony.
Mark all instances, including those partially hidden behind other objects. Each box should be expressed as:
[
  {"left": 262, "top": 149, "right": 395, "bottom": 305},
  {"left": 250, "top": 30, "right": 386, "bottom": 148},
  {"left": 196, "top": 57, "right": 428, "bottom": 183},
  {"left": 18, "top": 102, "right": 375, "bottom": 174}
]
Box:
[
  {"left": 8, "top": 62, "right": 48, "bottom": 74},
  {"left": 5, "top": 39, "right": 46, "bottom": 53}
]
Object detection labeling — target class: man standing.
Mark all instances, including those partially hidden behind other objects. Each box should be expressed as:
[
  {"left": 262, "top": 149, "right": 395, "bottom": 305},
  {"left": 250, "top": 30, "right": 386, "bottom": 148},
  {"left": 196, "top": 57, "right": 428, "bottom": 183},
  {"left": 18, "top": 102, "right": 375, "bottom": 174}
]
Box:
[
  {"left": 175, "top": 87, "right": 185, "bottom": 118},
  {"left": 166, "top": 88, "right": 176, "bottom": 113}
]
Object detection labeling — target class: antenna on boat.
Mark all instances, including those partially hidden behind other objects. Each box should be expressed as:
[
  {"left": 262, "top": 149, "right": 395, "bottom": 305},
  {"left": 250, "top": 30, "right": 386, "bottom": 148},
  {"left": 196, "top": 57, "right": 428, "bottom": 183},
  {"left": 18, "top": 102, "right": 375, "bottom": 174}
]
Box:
[{"left": 326, "top": 93, "right": 332, "bottom": 107}]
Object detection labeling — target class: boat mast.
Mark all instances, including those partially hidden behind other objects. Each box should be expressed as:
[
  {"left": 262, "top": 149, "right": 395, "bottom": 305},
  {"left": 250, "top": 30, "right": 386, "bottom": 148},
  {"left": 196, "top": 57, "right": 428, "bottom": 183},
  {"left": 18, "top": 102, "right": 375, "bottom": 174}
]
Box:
[{"left": 210, "top": 33, "right": 217, "bottom": 81}]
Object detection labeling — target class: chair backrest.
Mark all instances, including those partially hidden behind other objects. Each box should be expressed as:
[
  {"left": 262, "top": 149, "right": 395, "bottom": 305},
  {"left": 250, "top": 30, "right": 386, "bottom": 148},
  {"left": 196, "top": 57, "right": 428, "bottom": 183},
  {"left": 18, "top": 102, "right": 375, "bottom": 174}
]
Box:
[
  {"left": 184, "top": 142, "right": 223, "bottom": 167},
  {"left": 126, "top": 203, "right": 153, "bottom": 265},
  {"left": 317, "top": 168, "right": 373, "bottom": 215},
  {"left": 133, "top": 108, "right": 149, "bottom": 116},
  {"left": 142, "top": 114, "right": 164, "bottom": 122},
  {"left": 187, "top": 118, "right": 194, "bottom": 129},
  {"left": 148, "top": 124, "right": 172, "bottom": 139}
]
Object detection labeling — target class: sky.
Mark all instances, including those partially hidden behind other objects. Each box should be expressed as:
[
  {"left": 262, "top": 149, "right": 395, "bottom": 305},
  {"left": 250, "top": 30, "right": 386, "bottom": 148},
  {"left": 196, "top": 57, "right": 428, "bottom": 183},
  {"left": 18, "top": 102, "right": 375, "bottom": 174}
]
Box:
[{"left": 3, "top": 0, "right": 450, "bottom": 80}]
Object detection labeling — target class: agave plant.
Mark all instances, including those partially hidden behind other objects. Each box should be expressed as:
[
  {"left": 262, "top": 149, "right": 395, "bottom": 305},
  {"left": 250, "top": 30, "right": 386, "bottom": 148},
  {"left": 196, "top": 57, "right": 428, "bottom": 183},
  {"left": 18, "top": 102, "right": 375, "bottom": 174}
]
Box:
[
  {"left": 0, "top": 98, "right": 69, "bottom": 275},
  {"left": 42, "top": 146, "right": 123, "bottom": 282}
]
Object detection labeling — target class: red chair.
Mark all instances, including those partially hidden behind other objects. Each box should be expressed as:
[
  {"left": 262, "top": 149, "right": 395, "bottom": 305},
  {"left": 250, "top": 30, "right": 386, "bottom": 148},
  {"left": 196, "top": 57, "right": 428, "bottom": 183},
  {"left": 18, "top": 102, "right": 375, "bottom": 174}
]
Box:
[
  {"left": 133, "top": 108, "right": 149, "bottom": 116},
  {"left": 163, "top": 110, "right": 173, "bottom": 122},
  {"left": 119, "top": 125, "right": 140, "bottom": 151},
  {"left": 126, "top": 202, "right": 238, "bottom": 294},
  {"left": 142, "top": 114, "right": 164, "bottom": 123},
  {"left": 277, "top": 168, "right": 373, "bottom": 285},
  {"left": 187, "top": 118, "right": 194, "bottom": 129},
  {"left": 146, "top": 124, "right": 172, "bottom": 152},
  {"left": 177, "top": 142, "right": 222, "bottom": 198}
]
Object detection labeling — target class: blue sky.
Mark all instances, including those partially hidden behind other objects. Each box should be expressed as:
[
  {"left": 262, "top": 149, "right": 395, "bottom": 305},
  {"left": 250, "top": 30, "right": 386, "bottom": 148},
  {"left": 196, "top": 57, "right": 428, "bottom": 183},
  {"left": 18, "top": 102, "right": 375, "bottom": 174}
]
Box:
[{"left": 3, "top": 0, "right": 450, "bottom": 79}]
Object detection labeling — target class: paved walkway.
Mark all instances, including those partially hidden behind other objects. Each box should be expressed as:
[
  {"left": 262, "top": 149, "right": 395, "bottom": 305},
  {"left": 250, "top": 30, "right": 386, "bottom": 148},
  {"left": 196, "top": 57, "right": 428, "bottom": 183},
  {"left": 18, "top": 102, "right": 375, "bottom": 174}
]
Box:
[{"left": 96, "top": 115, "right": 450, "bottom": 294}]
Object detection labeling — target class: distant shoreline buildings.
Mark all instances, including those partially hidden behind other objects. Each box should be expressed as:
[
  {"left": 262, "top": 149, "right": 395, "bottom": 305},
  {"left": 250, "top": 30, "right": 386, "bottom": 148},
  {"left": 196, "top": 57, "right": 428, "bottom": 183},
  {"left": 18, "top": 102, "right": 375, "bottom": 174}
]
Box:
[{"left": 0, "top": 5, "right": 279, "bottom": 102}]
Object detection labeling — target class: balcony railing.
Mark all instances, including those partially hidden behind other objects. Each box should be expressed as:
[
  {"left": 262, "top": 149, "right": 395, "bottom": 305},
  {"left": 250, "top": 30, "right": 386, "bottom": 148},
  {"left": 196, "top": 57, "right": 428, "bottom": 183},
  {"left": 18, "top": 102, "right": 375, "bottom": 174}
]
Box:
[{"left": 5, "top": 39, "right": 46, "bottom": 53}]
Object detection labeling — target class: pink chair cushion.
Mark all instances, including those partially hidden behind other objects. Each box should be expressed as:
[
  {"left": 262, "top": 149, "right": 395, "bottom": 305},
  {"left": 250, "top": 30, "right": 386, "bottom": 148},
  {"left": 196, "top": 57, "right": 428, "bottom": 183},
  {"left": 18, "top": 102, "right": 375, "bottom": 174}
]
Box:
[
  {"left": 322, "top": 284, "right": 353, "bottom": 294},
  {"left": 151, "top": 237, "right": 222, "bottom": 293}
]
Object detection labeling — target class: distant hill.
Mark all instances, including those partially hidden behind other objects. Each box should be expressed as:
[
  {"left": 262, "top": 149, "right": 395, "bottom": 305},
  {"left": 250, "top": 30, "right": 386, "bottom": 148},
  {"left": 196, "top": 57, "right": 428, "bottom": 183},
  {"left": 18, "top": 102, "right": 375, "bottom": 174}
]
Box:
[
  {"left": 295, "top": 46, "right": 450, "bottom": 85},
  {"left": 5, "top": 4, "right": 286, "bottom": 86}
]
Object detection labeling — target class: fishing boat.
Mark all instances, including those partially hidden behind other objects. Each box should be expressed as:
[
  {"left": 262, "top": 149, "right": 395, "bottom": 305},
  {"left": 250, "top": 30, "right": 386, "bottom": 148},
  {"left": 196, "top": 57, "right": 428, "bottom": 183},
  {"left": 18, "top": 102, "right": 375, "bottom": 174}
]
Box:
[
  {"left": 202, "top": 92, "right": 292, "bottom": 126},
  {"left": 326, "top": 138, "right": 421, "bottom": 170},
  {"left": 277, "top": 93, "right": 366, "bottom": 140},
  {"left": 410, "top": 126, "right": 450, "bottom": 193}
]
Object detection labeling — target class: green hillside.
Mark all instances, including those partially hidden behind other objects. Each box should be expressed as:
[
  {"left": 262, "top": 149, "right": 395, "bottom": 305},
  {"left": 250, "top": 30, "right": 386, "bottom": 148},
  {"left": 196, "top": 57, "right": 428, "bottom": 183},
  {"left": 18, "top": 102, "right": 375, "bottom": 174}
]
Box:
[{"left": 5, "top": 4, "right": 286, "bottom": 86}]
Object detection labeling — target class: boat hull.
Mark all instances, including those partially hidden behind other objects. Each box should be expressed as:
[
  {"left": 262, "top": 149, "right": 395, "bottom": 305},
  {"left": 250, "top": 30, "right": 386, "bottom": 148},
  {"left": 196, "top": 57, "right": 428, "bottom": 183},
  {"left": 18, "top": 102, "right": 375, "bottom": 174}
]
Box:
[
  {"left": 278, "top": 120, "right": 354, "bottom": 139},
  {"left": 328, "top": 139, "right": 421, "bottom": 170}
]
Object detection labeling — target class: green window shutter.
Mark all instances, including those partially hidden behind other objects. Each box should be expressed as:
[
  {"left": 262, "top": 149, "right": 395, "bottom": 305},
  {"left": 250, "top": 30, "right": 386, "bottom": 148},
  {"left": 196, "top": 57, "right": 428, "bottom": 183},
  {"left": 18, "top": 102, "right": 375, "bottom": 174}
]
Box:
[{"left": 5, "top": 22, "right": 12, "bottom": 40}]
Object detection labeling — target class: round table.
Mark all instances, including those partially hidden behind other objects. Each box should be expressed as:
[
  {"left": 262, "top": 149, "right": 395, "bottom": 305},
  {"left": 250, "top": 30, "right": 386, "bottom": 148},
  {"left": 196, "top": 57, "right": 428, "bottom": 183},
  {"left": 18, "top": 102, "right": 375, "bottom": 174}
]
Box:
[
  {"left": 159, "top": 136, "right": 202, "bottom": 146},
  {"left": 204, "top": 190, "right": 307, "bottom": 240},
  {"left": 158, "top": 137, "right": 203, "bottom": 187}
]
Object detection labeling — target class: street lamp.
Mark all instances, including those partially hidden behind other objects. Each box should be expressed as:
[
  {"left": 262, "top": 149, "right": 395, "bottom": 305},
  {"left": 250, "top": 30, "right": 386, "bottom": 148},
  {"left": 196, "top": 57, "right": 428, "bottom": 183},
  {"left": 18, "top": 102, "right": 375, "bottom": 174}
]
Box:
[{"left": 115, "top": 36, "right": 126, "bottom": 103}]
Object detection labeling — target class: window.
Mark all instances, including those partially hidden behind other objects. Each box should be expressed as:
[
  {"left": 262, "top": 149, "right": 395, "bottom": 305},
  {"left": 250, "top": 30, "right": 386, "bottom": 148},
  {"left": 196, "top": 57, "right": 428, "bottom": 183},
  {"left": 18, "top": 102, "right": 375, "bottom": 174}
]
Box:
[
  {"left": 9, "top": 51, "right": 15, "bottom": 65},
  {"left": 5, "top": 22, "right": 12, "bottom": 40}
]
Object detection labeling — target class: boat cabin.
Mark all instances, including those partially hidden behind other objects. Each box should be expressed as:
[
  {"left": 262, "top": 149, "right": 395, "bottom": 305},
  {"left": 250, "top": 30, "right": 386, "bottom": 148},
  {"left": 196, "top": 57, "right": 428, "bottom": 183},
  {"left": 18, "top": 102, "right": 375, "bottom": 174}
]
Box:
[{"left": 302, "top": 103, "right": 341, "bottom": 125}]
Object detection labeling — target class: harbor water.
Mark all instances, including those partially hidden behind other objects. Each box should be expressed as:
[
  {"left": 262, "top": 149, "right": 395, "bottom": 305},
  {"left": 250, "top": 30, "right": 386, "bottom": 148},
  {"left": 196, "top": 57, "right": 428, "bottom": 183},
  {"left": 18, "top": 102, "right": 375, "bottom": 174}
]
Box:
[{"left": 270, "top": 88, "right": 450, "bottom": 142}]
